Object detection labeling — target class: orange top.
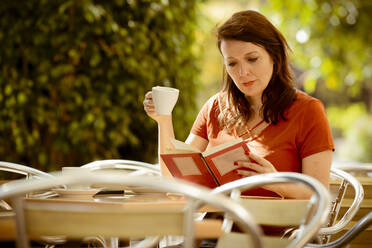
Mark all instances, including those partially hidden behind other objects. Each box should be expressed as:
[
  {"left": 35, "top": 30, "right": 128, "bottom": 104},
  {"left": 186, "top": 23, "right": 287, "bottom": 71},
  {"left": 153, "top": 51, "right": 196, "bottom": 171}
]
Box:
[{"left": 190, "top": 90, "right": 334, "bottom": 197}]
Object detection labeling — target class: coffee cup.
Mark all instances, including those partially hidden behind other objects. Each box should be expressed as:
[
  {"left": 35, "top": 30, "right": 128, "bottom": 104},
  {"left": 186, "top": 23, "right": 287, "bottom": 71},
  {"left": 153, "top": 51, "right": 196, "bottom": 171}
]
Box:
[{"left": 152, "top": 86, "right": 179, "bottom": 115}]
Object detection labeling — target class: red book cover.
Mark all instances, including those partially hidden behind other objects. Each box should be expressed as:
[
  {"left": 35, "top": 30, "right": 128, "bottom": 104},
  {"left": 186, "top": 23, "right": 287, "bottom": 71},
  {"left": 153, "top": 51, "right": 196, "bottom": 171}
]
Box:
[
  {"left": 160, "top": 138, "right": 251, "bottom": 188},
  {"left": 160, "top": 152, "right": 218, "bottom": 188},
  {"left": 202, "top": 140, "right": 251, "bottom": 185}
]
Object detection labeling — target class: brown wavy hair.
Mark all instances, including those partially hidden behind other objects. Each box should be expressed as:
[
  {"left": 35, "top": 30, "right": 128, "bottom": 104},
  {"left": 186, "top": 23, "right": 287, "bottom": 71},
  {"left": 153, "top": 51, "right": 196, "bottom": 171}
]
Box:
[{"left": 216, "top": 10, "right": 296, "bottom": 130}]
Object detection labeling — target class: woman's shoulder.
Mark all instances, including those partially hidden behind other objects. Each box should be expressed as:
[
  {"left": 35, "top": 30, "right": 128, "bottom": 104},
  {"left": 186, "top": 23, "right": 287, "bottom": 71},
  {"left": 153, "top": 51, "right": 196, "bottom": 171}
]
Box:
[
  {"left": 286, "top": 90, "right": 325, "bottom": 117},
  {"left": 292, "top": 90, "right": 323, "bottom": 108},
  {"left": 202, "top": 91, "right": 227, "bottom": 110}
]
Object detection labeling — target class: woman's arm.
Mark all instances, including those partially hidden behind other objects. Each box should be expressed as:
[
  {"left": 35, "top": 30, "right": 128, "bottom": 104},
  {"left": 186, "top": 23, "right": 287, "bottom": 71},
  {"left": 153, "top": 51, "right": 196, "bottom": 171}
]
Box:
[
  {"left": 272, "top": 150, "right": 332, "bottom": 199},
  {"left": 236, "top": 150, "right": 333, "bottom": 199},
  {"left": 157, "top": 126, "right": 209, "bottom": 177},
  {"left": 156, "top": 115, "right": 175, "bottom": 177},
  {"left": 144, "top": 91, "right": 176, "bottom": 177},
  {"left": 302, "top": 150, "right": 332, "bottom": 189},
  {"left": 144, "top": 92, "right": 209, "bottom": 177},
  {"left": 185, "top": 133, "right": 209, "bottom": 152}
]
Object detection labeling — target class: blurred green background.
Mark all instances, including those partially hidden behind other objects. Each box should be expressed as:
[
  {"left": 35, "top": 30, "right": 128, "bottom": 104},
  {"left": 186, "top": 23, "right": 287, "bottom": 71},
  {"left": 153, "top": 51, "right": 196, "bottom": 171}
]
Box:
[{"left": 0, "top": 0, "right": 371, "bottom": 174}]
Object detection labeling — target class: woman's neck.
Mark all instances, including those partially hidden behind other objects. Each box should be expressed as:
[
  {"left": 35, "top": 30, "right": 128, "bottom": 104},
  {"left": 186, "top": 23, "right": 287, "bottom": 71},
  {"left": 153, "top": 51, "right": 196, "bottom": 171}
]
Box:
[{"left": 247, "top": 95, "right": 263, "bottom": 116}]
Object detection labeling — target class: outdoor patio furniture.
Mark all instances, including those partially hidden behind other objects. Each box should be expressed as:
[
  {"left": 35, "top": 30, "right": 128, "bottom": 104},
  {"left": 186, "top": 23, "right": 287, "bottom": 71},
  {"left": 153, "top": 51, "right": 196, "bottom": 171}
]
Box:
[
  {"left": 0, "top": 171, "right": 262, "bottom": 248},
  {"left": 210, "top": 172, "right": 331, "bottom": 248}
]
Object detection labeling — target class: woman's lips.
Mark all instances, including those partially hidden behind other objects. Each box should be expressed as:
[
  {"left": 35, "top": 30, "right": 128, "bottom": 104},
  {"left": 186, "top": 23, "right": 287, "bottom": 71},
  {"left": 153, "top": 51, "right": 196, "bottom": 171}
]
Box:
[{"left": 242, "top": 80, "right": 255, "bottom": 86}]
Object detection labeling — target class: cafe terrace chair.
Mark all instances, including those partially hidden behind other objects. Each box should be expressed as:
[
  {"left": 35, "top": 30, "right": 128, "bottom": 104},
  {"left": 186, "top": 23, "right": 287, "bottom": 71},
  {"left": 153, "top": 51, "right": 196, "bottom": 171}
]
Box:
[
  {"left": 335, "top": 164, "right": 372, "bottom": 176},
  {"left": 0, "top": 161, "right": 64, "bottom": 247},
  {"left": 208, "top": 172, "right": 331, "bottom": 248},
  {"left": 81, "top": 160, "right": 161, "bottom": 198},
  {"left": 0, "top": 172, "right": 263, "bottom": 248},
  {"left": 0, "top": 161, "right": 54, "bottom": 210},
  {"left": 315, "top": 168, "right": 364, "bottom": 243},
  {"left": 328, "top": 165, "right": 372, "bottom": 246},
  {"left": 81, "top": 159, "right": 161, "bottom": 247},
  {"left": 305, "top": 211, "right": 372, "bottom": 248},
  {"left": 0, "top": 161, "right": 52, "bottom": 179},
  {"left": 81, "top": 159, "right": 161, "bottom": 176}
]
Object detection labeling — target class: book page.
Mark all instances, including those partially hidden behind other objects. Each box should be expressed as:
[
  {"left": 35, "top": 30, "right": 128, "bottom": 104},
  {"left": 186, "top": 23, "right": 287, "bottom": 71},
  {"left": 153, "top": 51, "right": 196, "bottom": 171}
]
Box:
[
  {"left": 202, "top": 138, "right": 243, "bottom": 157},
  {"left": 165, "top": 148, "right": 199, "bottom": 154},
  {"left": 173, "top": 157, "right": 202, "bottom": 176},
  {"left": 210, "top": 146, "right": 247, "bottom": 176},
  {"left": 171, "top": 139, "right": 201, "bottom": 152}
]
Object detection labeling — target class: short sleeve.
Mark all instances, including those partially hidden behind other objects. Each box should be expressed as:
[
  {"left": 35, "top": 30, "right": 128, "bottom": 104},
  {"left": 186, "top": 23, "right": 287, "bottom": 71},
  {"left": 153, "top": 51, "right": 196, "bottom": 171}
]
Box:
[
  {"left": 190, "top": 100, "right": 209, "bottom": 140},
  {"left": 297, "top": 99, "right": 335, "bottom": 158}
]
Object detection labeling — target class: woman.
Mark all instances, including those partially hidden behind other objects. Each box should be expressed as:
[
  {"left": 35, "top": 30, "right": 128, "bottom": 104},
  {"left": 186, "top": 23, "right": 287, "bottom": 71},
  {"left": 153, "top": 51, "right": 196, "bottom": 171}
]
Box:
[{"left": 143, "top": 10, "right": 334, "bottom": 199}]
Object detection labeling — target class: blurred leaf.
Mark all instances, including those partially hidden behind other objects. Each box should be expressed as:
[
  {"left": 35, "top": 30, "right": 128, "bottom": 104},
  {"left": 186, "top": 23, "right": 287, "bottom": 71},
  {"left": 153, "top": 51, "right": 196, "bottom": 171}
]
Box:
[
  {"left": 303, "top": 74, "right": 317, "bottom": 93},
  {"left": 0, "top": 0, "right": 200, "bottom": 172}
]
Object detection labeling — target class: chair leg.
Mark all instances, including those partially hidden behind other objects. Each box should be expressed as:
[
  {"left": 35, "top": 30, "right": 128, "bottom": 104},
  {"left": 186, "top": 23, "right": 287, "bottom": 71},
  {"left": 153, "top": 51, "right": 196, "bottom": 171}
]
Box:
[
  {"left": 107, "top": 237, "right": 119, "bottom": 248},
  {"left": 12, "top": 197, "right": 30, "bottom": 248}
]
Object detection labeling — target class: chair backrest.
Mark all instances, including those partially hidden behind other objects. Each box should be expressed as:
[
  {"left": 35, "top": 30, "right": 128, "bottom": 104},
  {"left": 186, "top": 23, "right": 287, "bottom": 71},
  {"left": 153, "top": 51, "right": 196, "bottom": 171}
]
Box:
[
  {"left": 81, "top": 159, "right": 160, "bottom": 176},
  {"left": 211, "top": 172, "right": 331, "bottom": 248},
  {"left": 327, "top": 165, "right": 372, "bottom": 246},
  {"left": 0, "top": 161, "right": 54, "bottom": 210},
  {"left": 305, "top": 212, "right": 372, "bottom": 248},
  {"left": 0, "top": 161, "right": 52, "bottom": 179},
  {"left": 0, "top": 172, "right": 263, "bottom": 248},
  {"left": 318, "top": 168, "right": 364, "bottom": 243},
  {"left": 335, "top": 164, "right": 372, "bottom": 177}
]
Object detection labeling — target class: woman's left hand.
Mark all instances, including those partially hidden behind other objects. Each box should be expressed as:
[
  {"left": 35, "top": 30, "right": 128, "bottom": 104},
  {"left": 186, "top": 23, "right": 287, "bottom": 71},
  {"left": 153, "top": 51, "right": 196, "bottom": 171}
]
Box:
[{"left": 235, "top": 152, "right": 278, "bottom": 177}]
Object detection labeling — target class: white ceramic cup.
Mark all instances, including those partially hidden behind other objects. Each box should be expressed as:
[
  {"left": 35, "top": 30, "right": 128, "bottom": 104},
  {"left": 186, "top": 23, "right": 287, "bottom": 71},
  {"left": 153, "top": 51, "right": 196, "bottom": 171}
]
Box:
[
  {"left": 61, "top": 167, "right": 91, "bottom": 189},
  {"left": 152, "top": 86, "right": 179, "bottom": 115}
]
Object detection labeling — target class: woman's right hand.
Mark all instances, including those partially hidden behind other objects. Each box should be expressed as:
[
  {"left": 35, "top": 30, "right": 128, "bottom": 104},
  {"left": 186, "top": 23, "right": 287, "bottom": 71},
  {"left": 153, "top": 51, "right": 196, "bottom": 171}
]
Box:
[{"left": 143, "top": 91, "right": 168, "bottom": 123}]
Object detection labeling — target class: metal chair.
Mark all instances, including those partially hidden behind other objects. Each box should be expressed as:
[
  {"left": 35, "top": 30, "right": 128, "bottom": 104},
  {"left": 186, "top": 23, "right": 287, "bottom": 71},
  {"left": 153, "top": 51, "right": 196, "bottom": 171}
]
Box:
[
  {"left": 0, "top": 172, "right": 263, "bottom": 248},
  {"left": 0, "top": 161, "right": 52, "bottom": 179},
  {"left": 81, "top": 159, "right": 161, "bottom": 247},
  {"left": 325, "top": 165, "right": 372, "bottom": 247},
  {"left": 0, "top": 161, "right": 54, "bottom": 210},
  {"left": 316, "top": 168, "right": 364, "bottom": 243},
  {"left": 210, "top": 172, "right": 331, "bottom": 248},
  {"left": 0, "top": 161, "right": 63, "bottom": 247},
  {"left": 334, "top": 164, "right": 372, "bottom": 177},
  {"left": 305, "top": 212, "right": 372, "bottom": 248},
  {"left": 81, "top": 159, "right": 160, "bottom": 176}
]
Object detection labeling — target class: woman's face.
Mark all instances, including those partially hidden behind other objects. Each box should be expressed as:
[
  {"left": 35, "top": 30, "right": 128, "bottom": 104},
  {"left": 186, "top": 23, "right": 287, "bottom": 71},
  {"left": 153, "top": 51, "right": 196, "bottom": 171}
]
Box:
[{"left": 220, "top": 39, "right": 274, "bottom": 99}]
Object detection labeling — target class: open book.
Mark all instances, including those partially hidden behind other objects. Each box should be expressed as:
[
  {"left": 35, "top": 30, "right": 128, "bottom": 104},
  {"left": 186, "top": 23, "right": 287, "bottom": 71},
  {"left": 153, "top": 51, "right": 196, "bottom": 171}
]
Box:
[{"left": 160, "top": 138, "right": 251, "bottom": 188}]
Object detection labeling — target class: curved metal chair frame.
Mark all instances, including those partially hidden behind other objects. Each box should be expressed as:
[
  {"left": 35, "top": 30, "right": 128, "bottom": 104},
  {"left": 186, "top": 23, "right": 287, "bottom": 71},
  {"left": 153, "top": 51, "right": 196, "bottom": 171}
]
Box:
[
  {"left": 0, "top": 161, "right": 52, "bottom": 179},
  {"left": 210, "top": 172, "right": 331, "bottom": 248},
  {"left": 0, "top": 172, "right": 263, "bottom": 248},
  {"left": 81, "top": 159, "right": 161, "bottom": 247},
  {"left": 0, "top": 161, "right": 61, "bottom": 247},
  {"left": 317, "top": 168, "right": 364, "bottom": 242},
  {"left": 305, "top": 212, "right": 372, "bottom": 248},
  {"left": 81, "top": 159, "right": 160, "bottom": 176},
  {"left": 334, "top": 164, "right": 372, "bottom": 176},
  {"left": 0, "top": 161, "right": 54, "bottom": 209}
]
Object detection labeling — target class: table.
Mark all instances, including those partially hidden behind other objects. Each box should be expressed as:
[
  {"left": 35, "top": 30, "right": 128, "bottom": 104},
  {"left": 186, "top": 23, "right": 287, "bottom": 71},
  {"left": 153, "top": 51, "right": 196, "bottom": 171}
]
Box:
[
  {"left": 0, "top": 190, "right": 311, "bottom": 248},
  {"left": 0, "top": 191, "right": 224, "bottom": 242}
]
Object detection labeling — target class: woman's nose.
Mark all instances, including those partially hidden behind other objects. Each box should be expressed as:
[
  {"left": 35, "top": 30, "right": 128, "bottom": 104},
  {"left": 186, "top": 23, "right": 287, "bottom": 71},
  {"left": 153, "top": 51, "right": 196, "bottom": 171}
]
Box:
[{"left": 238, "top": 64, "right": 250, "bottom": 76}]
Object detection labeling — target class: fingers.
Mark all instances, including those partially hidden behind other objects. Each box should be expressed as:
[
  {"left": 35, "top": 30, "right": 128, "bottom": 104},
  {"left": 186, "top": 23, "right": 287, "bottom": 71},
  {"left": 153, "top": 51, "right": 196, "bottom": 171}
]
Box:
[
  {"left": 143, "top": 99, "right": 154, "bottom": 109},
  {"left": 237, "top": 170, "right": 257, "bottom": 177},
  {"left": 143, "top": 91, "right": 155, "bottom": 113},
  {"left": 248, "top": 152, "right": 272, "bottom": 168},
  {"left": 234, "top": 161, "right": 266, "bottom": 173},
  {"left": 145, "top": 91, "right": 153, "bottom": 99}
]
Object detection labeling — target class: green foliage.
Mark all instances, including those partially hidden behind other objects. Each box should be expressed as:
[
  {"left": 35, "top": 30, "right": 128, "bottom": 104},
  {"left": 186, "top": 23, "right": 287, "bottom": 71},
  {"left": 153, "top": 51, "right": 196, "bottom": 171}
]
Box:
[
  {"left": 261, "top": 0, "right": 372, "bottom": 109},
  {"left": 326, "top": 103, "right": 367, "bottom": 136},
  {"left": 339, "top": 115, "right": 372, "bottom": 162},
  {"left": 260, "top": 0, "right": 372, "bottom": 162},
  {"left": 0, "top": 0, "right": 200, "bottom": 171}
]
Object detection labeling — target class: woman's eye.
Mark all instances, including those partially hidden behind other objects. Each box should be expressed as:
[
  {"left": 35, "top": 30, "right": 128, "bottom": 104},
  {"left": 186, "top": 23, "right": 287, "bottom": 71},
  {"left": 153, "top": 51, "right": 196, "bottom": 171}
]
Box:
[
  {"left": 247, "top": 57, "right": 258, "bottom": 62},
  {"left": 227, "top": 62, "right": 236, "bottom": 67}
]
